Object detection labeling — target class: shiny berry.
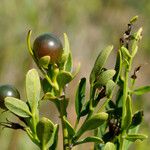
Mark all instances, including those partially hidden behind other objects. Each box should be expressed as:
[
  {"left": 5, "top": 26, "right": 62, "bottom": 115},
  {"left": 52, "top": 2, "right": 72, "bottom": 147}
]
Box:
[
  {"left": 0, "top": 85, "right": 20, "bottom": 110},
  {"left": 33, "top": 33, "right": 63, "bottom": 64}
]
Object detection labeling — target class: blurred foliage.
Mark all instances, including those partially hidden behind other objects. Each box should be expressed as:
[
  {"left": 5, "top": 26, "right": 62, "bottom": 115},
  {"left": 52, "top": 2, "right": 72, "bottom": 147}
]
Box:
[{"left": 0, "top": 0, "right": 150, "bottom": 150}]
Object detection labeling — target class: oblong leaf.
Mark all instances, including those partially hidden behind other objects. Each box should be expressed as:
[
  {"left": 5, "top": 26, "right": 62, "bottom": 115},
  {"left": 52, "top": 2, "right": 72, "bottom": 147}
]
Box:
[
  {"left": 106, "top": 80, "right": 116, "bottom": 98},
  {"left": 65, "top": 53, "right": 73, "bottom": 72},
  {"left": 5, "top": 97, "right": 32, "bottom": 118},
  {"left": 122, "top": 95, "right": 132, "bottom": 130},
  {"left": 36, "top": 117, "right": 54, "bottom": 147},
  {"left": 121, "top": 46, "right": 131, "bottom": 59},
  {"left": 74, "top": 136, "right": 103, "bottom": 146},
  {"left": 63, "top": 116, "right": 75, "bottom": 137},
  {"left": 57, "top": 71, "right": 73, "bottom": 88},
  {"left": 27, "top": 30, "right": 34, "bottom": 56},
  {"left": 133, "top": 86, "right": 150, "bottom": 95},
  {"left": 39, "top": 56, "right": 50, "bottom": 69},
  {"left": 64, "top": 33, "right": 70, "bottom": 54},
  {"left": 75, "top": 112, "right": 108, "bottom": 139},
  {"left": 131, "top": 27, "right": 142, "bottom": 57},
  {"left": 49, "top": 124, "right": 59, "bottom": 150},
  {"left": 60, "top": 33, "right": 72, "bottom": 71},
  {"left": 83, "top": 112, "right": 108, "bottom": 130},
  {"left": 113, "top": 49, "right": 122, "bottom": 82},
  {"left": 26, "top": 69, "right": 41, "bottom": 112},
  {"left": 104, "top": 142, "right": 115, "bottom": 150},
  {"left": 130, "top": 110, "right": 143, "bottom": 129},
  {"left": 124, "top": 134, "right": 148, "bottom": 142},
  {"left": 96, "top": 70, "right": 116, "bottom": 86},
  {"left": 90, "top": 45, "right": 113, "bottom": 83},
  {"left": 75, "top": 78, "right": 86, "bottom": 118},
  {"left": 130, "top": 15, "right": 138, "bottom": 24}
]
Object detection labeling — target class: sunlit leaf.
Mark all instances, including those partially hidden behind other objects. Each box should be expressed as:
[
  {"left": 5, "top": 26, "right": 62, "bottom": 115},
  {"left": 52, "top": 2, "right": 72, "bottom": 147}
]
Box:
[
  {"left": 49, "top": 124, "right": 59, "bottom": 150},
  {"left": 121, "top": 46, "right": 131, "bottom": 59},
  {"left": 124, "top": 134, "right": 148, "bottom": 142},
  {"left": 39, "top": 56, "right": 50, "bottom": 69},
  {"left": 106, "top": 80, "right": 116, "bottom": 98},
  {"left": 63, "top": 33, "right": 73, "bottom": 72},
  {"left": 96, "top": 70, "right": 116, "bottom": 86},
  {"left": 36, "top": 117, "right": 54, "bottom": 148},
  {"left": 75, "top": 112, "right": 108, "bottom": 139},
  {"left": 122, "top": 95, "right": 132, "bottom": 130},
  {"left": 74, "top": 136, "right": 103, "bottom": 146},
  {"left": 63, "top": 116, "right": 75, "bottom": 137},
  {"left": 57, "top": 71, "right": 73, "bottom": 88},
  {"left": 5, "top": 97, "right": 32, "bottom": 118},
  {"left": 90, "top": 45, "right": 113, "bottom": 83},
  {"left": 133, "top": 86, "right": 150, "bottom": 95},
  {"left": 104, "top": 142, "right": 115, "bottom": 150},
  {"left": 26, "top": 69, "right": 41, "bottom": 113}
]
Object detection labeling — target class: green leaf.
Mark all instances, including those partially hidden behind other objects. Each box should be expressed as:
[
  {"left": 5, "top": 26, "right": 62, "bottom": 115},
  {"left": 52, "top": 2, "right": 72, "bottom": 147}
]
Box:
[
  {"left": 83, "top": 112, "right": 108, "bottom": 130},
  {"left": 131, "top": 28, "right": 142, "bottom": 57},
  {"left": 63, "top": 116, "right": 75, "bottom": 137},
  {"left": 130, "top": 110, "right": 143, "bottom": 129},
  {"left": 36, "top": 117, "right": 54, "bottom": 148},
  {"left": 43, "top": 92, "right": 57, "bottom": 101},
  {"left": 90, "top": 45, "right": 113, "bottom": 83},
  {"left": 106, "top": 80, "right": 116, "bottom": 98},
  {"left": 63, "top": 33, "right": 72, "bottom": 72},
  {"left": 64, "top": 33, "right": 70, "bottom": 54},
  {"left": 124, "top": 134, "right": 148, "bottom": 142},
  {"left": 74, "top": 136, "right": 103, "bottom": 146},
  {"left": 75, "top": 112, "right": 108, "bottom": 139},
  {"left": 75, "top": 78, "right": 86, "bottom": 119},
  {"left": 121, "top": 46, "right": 131, "bottom": 59},
  {"left": 26, "top": 69, "right": 41, "bottom": 112},
  {"left": 96, "top": 70, "right": 116, "bottom": 86},
  {"left": 80, "top": 101, "right": 90, "bottom": 117},
  {"left": 27, "top": 30, "right": 34, "bottom": 56},
  {"left": 133, "top": 86, "right": 150, "bottom": 95},
  {"left": 57, "top": 71, "right": 73, "bottom": 88},
  {"left": 107, "top": 100, "right": 116, "bottom": 109},
  {"left": 113, "top": 49, "right": 122, "bottom": 82},
  {"left": 41, "top": 78, "right": 52, "bottom": 93},
  {"left": 5, "top": 97, "right": 32, "bottom": 118},
  {"left": 124, "top": 125, "right": 140, "bottom": 150},
  {"left": 39, "top": 56, "right": 50, "bottom": 69},
  {"left": 65, "top": 53, "right": 72, "bottom": 72},
  {"left": 130, "top": 15, "right": 138, "bottom": 24},
  {"left": 49, "top": 124, "right": 59, "bottom": 150},
  {"left": 116, "top": 88, "right": 123, "bottom": 107},
  {"left": 122, "top": 95, "right": 132, "bottom": 130},
  {"left": 59, "top": 33, "right": 72, "bottom": 71},
  {"left": 104, "top": 142, "right": 115, "bottom": 150}
]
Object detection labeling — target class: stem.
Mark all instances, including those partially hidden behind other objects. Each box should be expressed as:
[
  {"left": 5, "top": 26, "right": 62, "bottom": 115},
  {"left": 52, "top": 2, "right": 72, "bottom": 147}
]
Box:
[
  {"left": 120, "top": 58, "right": 133, "bottom": 150},
  {"left": 25, "top": 127, "right": 40, "bottom": 147},
  {"left": 74, "top": 118, "right": 79, "bottom": 131},
  {"left": 59, "top": 100, "right": 71, "bottom": 150},
  {"left": 41, "top": 145, "right": 47, "bottom": 150}
]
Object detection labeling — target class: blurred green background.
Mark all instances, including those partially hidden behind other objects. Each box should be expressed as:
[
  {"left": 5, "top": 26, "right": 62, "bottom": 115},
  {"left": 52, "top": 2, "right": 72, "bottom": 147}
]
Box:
[{"left": 0, "top": 0, "right": 150, "bottom": 150}]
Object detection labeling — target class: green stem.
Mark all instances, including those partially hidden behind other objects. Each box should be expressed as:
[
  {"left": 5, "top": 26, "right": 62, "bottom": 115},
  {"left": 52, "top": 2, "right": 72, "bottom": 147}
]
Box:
[
  {"left": 120, "top": 58, "right": 133, "bottom": 150},
  {"left": 41, "top": 145, "right": 47, "bottom": 150},
  {"left": 74, "top": 118, "right": 79, "bottom": 131},
  {"left": 59, "top": 99, "right": 71, "bottom": 150},
  {"left": 25, "top": 127, "right": 40, "bottom": 147}
]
